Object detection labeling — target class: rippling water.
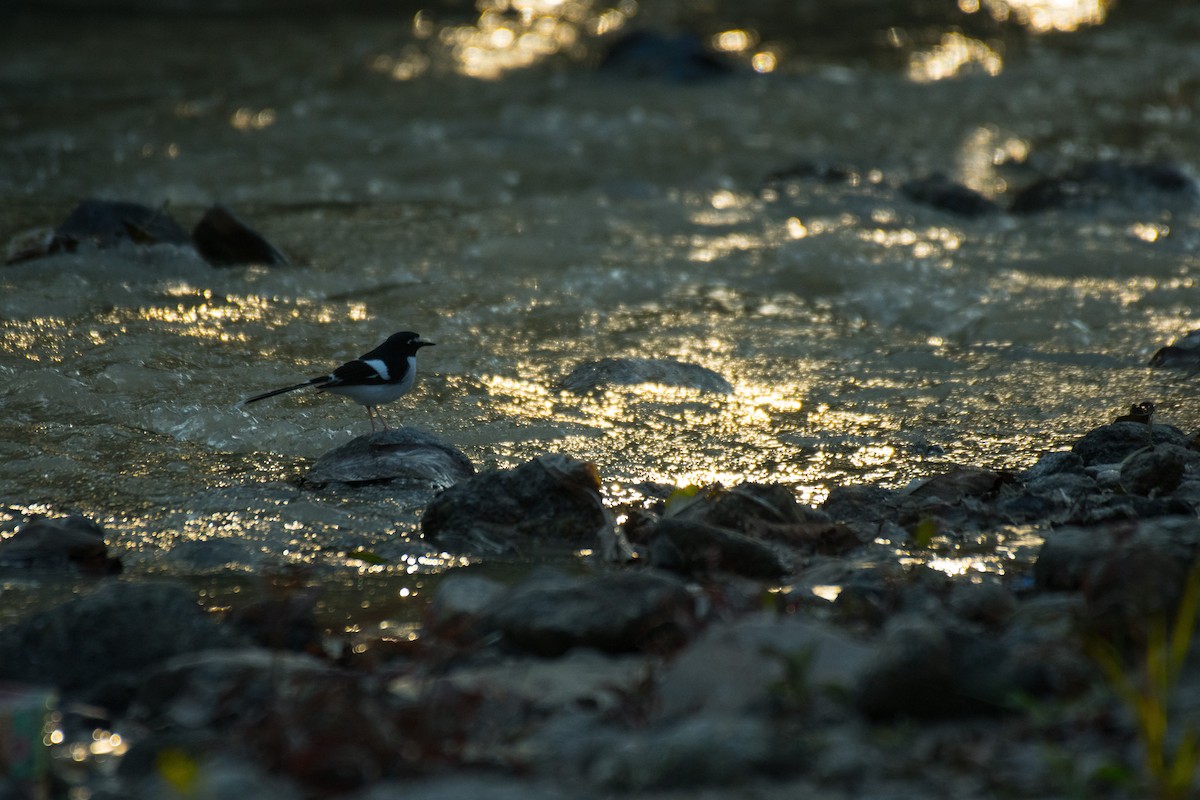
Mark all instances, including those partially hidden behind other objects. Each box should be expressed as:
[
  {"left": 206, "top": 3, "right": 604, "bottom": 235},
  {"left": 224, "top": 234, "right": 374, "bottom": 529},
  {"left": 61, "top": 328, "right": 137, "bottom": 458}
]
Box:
[{"left": 3, "top": 1, "right": 1200, "bottom": 621}]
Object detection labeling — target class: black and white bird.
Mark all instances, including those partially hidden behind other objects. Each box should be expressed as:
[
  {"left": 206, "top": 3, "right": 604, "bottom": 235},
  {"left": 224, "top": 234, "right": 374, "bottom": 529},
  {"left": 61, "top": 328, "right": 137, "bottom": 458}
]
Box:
[{"left": 243, "top": 331, "right": 434, "bottom": 430}]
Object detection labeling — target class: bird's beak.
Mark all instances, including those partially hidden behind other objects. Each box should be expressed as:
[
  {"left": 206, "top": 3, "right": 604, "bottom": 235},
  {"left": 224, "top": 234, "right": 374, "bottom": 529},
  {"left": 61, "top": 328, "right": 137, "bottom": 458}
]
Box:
[{"left": 417, "top": 338, "right": 435, "bottom": 348}]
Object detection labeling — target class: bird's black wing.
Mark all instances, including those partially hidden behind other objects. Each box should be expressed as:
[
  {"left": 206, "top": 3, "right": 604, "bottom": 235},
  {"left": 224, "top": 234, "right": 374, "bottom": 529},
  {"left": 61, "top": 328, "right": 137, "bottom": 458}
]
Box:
[{"left": 324, "top": 358, "right": 389, "bottom": 387}]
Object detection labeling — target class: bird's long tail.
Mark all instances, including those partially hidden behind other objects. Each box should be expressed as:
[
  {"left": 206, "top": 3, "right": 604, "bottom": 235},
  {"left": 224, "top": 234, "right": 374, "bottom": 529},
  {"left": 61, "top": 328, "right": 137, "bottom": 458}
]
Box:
[{"left": 242, "top": 378, "right": 322, "bottom": 405}]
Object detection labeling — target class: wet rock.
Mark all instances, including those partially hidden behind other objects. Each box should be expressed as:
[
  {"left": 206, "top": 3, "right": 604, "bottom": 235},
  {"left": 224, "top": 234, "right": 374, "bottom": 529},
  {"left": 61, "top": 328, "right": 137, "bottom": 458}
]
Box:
[
  {"left": 655, "top": 612, "right": 871, "bottom": 720},
  {"left": 1070, "top": 420, "right": 1193, "bottom": 466},
  {"left": 648, "top": 518, "right": 792, "bottom": 579},
  {"left": 948, "top": 580, "right": 1017, "bottom": 628},
  {"left": 305, "top": 427, "right": 474, "bottom": 488},
  {"left": 598, "top": 30, "right": 733, "bottom": 82},
  {"left": 50, "top": 198, "right": 191, "bottom": 253},
  {"left": 424, "top": 572, "right": 508, "bottom": 642},
  {"left": 1020, "top": 450, "right": 1084, "bottom": 481},
  {"left": 1017, "top": 471, "right": 1098, "bottom": 515},
  {"left": 442, "top": 649, "right": 648, "bottom": 715},
  {"left": 900, "top": 174, "right": 1000, "bottom": 217},
  {"left": 0, "top": 514, "right": 121, "bottom": 574},
  {"left": 358, "top": 776, "right": 568, "bottom": 800},
  {"left": 820, "top": 484, "right": 897, "bottom": 526},
  {"left": 902, "top": 466, "right": 1006, "bottom": 503},
  {"left": 855, "top": 615, "right": 1011, "bottom": 718},
  {"left": 672, "top": 482, "right": 825, "bottom": 530},
  {"left": 421, "top": 454, "right": 609, "bottom": 555},
  {"left": 3, "top": 226, "right": 54, "bottom": 264},
  {"left": 559, "top": 357, "right": 732, "bottom": 395},
  {"left": 490, "top": 568, "right": 694, "bottom": 656},
  {"left": 1150, "top": 329, "right": 1200, "bottom": 370},
  {"left": 1010, "top": 160, "right": 1198, "bottom": 214},
  {"left": 1032, "top": 518, "right": 1200, "bottom": 638},
  {"left": 763, "top": 160, "right": 865, "bottom": 189},
  {"left": 128, "top": 648, "right": 328, "bottom": 730},
  {"left": 191, "top": 205, "right": 289, "bottom": 266},
  {"left": 0, "top": 582, "right": 241, "bottom": 693},
  {"left": 226, "top": 588, "right": 321, "bottom": 652},
  {"left": 1119, "top": 444, "right": 1193, "bottom": 496},
  {"left": 588, "top": 715, "right": 789, "bottom": 790},
  {"left": 127, "top": 648, "right": 405, "bottom": 793}
]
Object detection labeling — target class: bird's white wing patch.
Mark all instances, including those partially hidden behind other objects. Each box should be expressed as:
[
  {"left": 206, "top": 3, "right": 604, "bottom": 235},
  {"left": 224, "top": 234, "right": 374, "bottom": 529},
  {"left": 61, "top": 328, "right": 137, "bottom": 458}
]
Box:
[{"left": 362, "top": 358, "right": 390, "bottom": 381}]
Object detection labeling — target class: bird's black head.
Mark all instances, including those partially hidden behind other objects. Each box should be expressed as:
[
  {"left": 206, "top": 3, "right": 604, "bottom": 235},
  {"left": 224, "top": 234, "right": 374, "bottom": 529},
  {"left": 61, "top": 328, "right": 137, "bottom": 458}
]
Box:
[{"left": 386, "top": 331, "right": 435, "bottom": 354}]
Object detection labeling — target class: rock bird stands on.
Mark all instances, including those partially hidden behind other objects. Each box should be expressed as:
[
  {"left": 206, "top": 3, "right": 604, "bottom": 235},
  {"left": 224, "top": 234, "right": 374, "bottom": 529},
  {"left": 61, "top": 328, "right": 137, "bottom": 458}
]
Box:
[{"left": 244, "top": 331, "right": 434, "bottom": 430}]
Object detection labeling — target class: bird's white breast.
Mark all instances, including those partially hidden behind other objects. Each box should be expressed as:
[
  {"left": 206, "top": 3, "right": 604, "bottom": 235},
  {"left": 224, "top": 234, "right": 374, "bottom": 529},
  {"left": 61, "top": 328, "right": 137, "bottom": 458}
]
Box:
[{"left": 325, "top": 356, "right": 416, "bottom": 406}]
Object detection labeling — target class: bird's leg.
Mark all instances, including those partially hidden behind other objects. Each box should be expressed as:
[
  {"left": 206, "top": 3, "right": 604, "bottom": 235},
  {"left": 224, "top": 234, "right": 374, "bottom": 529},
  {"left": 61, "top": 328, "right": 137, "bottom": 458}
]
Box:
[
  {"left": 378, "top": 408, "right": 390, "bottom": 431},
  {"left": 366, "top": 405, "right": 377, "bottom": 432}
]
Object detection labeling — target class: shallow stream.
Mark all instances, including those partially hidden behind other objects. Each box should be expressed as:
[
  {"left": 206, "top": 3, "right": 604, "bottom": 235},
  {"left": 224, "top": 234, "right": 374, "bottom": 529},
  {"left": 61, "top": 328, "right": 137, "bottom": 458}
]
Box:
[{"left": 4, "top": 0, "right": 1200, "bottom": 629}]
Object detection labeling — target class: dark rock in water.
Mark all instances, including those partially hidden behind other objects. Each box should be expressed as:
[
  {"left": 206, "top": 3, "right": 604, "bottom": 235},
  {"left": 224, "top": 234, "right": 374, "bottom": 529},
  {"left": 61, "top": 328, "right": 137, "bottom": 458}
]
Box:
[
  {"left": 1033, "top": 517, "right": 1200, "bottom": 594},
  {"left": 854, "top": 616, "right": 970, "bottom": 718},
  {"left": 820, "top": 484, "right": 897, "bottom": 525},
  {"left": 4, "top": 226, "right": 55, "bottom": 264},
  {"left": 672, "top": 482, "right": 826, "bottom": 531},
  {"left": 192, "top": 205, "right": 289, "bottom": 266},
  {"left": 902, "top": 466, "right": 1006, "bottom": 503},
  {"left": 649, "top": 518, "right": 792, "bottom": 579},
  {"left": 654, "top": 613, "right": 870, "bottom": 720},
  {"left": 0, "top": 582, "right": 241, "bottom": 693},
  {"left": 598, "top": 30, "right": 733, "bottom": 82},
  {"left": 855, "top": 614, "right": 1034, "bottom": 718},
  {"left": 559, "top": 357, "right": 733, "bottom": 395},
  {"left": 900, "top": 174, "right": 1000, "bottom": 217},
  {"left": 126, "top": 648, "right": 404, "bottom": 793},
  {"left": 0, "top": 514, "right": 121, "bottom": 574},
  {"left": 1020, "top": 450, "right": 1084, "bottom": 481},
  {"left": 305, "top": 427, "right": 474, "bottom": 488},
  {"left": 762, "top": 160, "right": 864, "bottom": 189},
  {"left": 227, "top": 588, "right": 322, "bottom": 653},
  {"left": 1071, "top": 421, "right": 1194, "bottom": 466},
  {"left": 948, "top": 580, "right": 1016, "bottom": 628},
  {"left": 490, "top": 568, "right": 695, "bottom": 656},
  {"left": 1035, "top": 517, "right": 1200, "bottom": 642},
  {"left": 1150, "top": 329, "right": 1200, "bottom": 370},
  {"left": 421, "top": 454, "right": 609, "bottom": 554},
  {"left": 50, "top": 198, "right": 191, "bottom": 253},
  {"left": 424, "top": 572, "right": 508, "bottom": 642},
  {"left": 1010, "top": 160, "right": 1198, "bottom": 214},
  {"left": 1119, "top": 444, "right": 1193, "bottom": 496}
]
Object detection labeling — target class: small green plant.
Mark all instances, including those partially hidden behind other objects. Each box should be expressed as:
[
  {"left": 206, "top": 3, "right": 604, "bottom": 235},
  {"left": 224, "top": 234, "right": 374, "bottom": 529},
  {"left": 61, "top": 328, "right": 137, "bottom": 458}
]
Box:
[{"left": 1092, "top": 561, "right": 1200, "bottom": 800}]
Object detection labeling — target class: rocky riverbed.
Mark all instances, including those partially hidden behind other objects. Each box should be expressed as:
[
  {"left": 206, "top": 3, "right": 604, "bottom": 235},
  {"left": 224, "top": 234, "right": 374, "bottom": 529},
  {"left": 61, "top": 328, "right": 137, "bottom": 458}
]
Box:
[{"left": 4, "top": 409, "right": 1200, "bottom": 798}]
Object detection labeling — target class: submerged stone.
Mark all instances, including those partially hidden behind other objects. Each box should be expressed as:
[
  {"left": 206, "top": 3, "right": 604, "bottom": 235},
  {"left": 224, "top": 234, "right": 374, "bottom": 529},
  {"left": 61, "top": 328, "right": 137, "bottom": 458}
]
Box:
[
  {"left": 0, "top": 514, "right": 121, "bottom": 574},
  {"left": 192, "top": 205, "right": 289, "bottom": 266},
  {"left": 305, "top": 427, "right": 474, "bottom": 488},
  {"left": 559, "top": 357, "right": 733, "bottom": 395},
  {"left": 900, "top": 174, "right": 1001, "bottom": 217},
  {"left": 50, "top": 198, "right": 191, "bottom": 253},
  {"left": 1010, "top": 159, "right": 1198, "bottom": 214},
  {"left": 598, "top": 30, "right": 733, "bottom": 82},
  {"left": 1150, "top": 329, "right": 1200, "bottom": 370}
]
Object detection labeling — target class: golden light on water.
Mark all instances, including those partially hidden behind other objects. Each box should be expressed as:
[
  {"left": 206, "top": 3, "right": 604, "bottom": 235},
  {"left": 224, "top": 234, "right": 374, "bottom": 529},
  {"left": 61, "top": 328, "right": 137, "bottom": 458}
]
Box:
[
  {"left": 957, "top": 125, "right": 1031, "bottom": 195},
  {"left": 908, "top": 32, "right": 1003, "bottom": 82},
  {"left": 380, "top": 0, "right": 639, "bottom": 80},
  {"left": 963, "top": 0, "right": 1108, "bottom": 32},
  {"left": 229, "top": 107, "right": 276, "bottom": 131}
]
